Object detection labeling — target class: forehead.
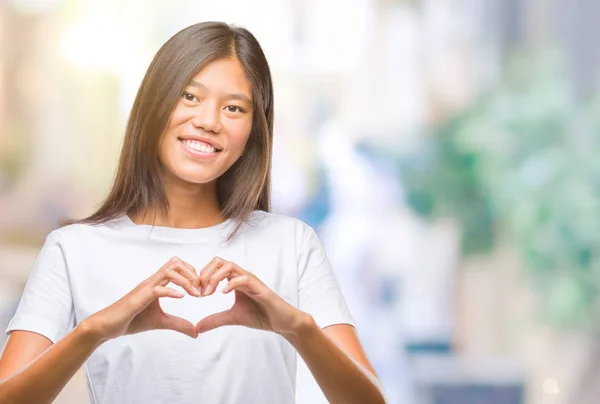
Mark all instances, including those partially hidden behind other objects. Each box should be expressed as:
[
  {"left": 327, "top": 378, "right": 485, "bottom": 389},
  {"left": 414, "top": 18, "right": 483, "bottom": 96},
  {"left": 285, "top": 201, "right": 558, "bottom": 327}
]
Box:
[{"left": 188, "top": 58, "right": 252, "bottom": 100}]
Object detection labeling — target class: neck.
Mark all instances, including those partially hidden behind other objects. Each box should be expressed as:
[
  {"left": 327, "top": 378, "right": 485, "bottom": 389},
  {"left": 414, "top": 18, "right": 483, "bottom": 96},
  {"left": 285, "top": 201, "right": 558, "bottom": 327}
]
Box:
[{"left": 131, "top": 176, "right": 224, "bottom": 229}]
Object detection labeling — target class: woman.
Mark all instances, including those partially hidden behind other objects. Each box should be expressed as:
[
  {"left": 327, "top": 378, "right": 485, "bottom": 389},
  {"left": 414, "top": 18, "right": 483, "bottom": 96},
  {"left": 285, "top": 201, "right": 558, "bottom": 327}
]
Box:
[{"left": 0, "top": 22, "right": 386, "bottom": 404}]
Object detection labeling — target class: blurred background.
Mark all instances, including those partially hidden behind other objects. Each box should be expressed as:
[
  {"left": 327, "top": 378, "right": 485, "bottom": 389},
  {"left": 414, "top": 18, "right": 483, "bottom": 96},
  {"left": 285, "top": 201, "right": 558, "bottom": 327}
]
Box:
[{"left": 1, "top": 0, "right": 599, "bottom": 403}]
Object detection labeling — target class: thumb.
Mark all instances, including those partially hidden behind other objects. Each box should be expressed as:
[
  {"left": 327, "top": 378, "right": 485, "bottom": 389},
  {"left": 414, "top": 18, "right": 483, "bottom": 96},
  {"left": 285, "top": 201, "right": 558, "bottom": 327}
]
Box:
[
  {"left": 158, "top": 314, "right": 198, "bottom": 338},
  {"left": 196, "top": 310, "right": 237, "bottom": 334}
]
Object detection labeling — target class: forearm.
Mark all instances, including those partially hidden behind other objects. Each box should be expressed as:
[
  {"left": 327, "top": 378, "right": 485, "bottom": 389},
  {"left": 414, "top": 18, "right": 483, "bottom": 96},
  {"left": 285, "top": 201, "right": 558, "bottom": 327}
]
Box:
[
  {"left": 284, "top": 315, "right": 386, "bottom": 404},
  {"left": 0, "top": 320, "right": 104, "bottom": 404}
]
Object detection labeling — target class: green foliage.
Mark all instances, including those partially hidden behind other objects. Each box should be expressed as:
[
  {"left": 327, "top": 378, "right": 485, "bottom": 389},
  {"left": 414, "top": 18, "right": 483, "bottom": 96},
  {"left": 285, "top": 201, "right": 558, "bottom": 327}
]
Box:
[{"left": 401, "top": 51, "right": 600, "bottom": 329}]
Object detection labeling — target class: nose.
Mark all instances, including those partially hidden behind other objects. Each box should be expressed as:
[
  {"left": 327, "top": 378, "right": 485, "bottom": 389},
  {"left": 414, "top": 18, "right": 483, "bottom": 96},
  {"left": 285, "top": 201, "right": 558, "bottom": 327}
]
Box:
[{"left": 190, "top": 101, "right": 222, "bottom": 134}]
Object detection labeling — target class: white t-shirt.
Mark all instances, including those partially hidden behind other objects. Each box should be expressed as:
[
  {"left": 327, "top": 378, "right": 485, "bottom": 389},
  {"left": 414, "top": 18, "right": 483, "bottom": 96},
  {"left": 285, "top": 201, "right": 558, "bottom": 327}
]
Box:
[{"left": 5, "top": 210, "right": 354, "bottom": 404}]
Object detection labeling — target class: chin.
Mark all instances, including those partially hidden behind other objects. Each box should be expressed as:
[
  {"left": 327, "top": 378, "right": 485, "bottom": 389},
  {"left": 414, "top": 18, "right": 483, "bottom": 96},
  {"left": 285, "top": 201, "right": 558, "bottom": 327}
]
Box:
[
  {"left": 175, "top": 170, "right": 220, "bottom": 185},
  {"left": 160, "top": 150, "right": 236, "bottom": 185}
]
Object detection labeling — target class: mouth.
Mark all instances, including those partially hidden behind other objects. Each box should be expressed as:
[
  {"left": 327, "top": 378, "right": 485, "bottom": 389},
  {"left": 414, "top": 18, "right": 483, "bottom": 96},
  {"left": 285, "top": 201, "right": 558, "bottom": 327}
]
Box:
[{"left": 177, "top": 137, "right": 223, "bottom": 155}]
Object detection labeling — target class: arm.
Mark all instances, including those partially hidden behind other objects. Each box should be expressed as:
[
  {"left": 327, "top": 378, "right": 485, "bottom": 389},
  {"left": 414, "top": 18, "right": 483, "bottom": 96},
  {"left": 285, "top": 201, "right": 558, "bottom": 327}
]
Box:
[
  {"left": 284, "top": 317, "right": 387, "bottom": 404},
  {"left": 195, "top": 258, "right": 387, "bottom": 404},
  {"left": 1, "top": 256, "right": 202, "bottom": 404},
  {"left": 0, "top": 321, "right": 103, "bottom": 404}
]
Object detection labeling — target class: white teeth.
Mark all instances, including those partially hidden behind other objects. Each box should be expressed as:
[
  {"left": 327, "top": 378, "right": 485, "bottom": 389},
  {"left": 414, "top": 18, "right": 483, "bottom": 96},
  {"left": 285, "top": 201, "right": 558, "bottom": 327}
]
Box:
[{"left": 181, "top": 139, "right": 216, "bottom": 153}]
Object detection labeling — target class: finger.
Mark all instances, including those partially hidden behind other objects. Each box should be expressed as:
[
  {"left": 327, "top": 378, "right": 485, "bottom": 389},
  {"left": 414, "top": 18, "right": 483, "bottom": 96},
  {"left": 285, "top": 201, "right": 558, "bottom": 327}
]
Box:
[
  {"left": 221, "top": 273, "right": 271, "bottom": 303},
  {"left": 166, "top": 258, "right": 199, "bottom": 288},
  {"left": 220, "top": 275, "right": 250, "bottom": 294},
  {"left": 195, "top": 310, "right": 237, "bottom": 334},
  {"left": 198, "top": 257, "right": 227, "bottom": 293},
  {"left": 179, "top": 260, "right": 201, "bottom": 289},
  {"left": 152, "top": 286, "right": 186, "bottom": 299},
  {"left": 151, "top": 257, "right": 194, "bottom": 284},
  {"left": 205, "top": 263, "right": 238, "bottom": 296},
  {"left": 159, "top": 268, "right": 201, "bottom": 297},
  {"left": 158, "top": 313, "right": 198, "bottom": 338},
  {"left": 129, "top": 285, "right": 184, "bottom": 313}
]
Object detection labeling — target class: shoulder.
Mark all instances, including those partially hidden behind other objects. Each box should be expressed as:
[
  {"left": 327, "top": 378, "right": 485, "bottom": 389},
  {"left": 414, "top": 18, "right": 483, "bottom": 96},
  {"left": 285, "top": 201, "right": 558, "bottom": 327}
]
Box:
[
  {"left": 53, "top": 221, "right": 103, "bottom": 239},
  {"left": 243, "top": 210, "right": 316, "bottom": 246},
  {"left": 49, "top": 217, "right": 123, "bottom": 249},
  {"left": 245, "top": 210, "right": 314, "bottom": 233}
]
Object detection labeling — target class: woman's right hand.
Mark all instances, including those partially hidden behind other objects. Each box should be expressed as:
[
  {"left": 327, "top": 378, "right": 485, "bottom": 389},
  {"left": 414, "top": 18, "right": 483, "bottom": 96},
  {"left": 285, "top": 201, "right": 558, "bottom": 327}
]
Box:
[{"left": 82, "top": 257, "right": 201, "bottom": 342}]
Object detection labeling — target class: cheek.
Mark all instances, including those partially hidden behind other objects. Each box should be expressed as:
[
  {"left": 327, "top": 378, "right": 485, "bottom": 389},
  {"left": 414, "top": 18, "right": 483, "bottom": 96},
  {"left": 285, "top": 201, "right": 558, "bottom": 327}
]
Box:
[
  {"left": 226, "top": 119, "right": 253, "bottom": 150},
  {"left": 170, "top": 106, "right": 192, "bottom": 124},
  {"left": 157, "top": 127, "right": 181, "bottom": 168}
]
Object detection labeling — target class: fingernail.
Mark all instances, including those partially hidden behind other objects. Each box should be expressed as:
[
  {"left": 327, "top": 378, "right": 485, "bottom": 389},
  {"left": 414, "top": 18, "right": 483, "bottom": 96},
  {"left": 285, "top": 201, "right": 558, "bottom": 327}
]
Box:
[
  {"left": 192, "top": 287, "right": 200, "bottom": 296},
  {"left": 204, "top": 285, "right": 213, "bottom": 295}
]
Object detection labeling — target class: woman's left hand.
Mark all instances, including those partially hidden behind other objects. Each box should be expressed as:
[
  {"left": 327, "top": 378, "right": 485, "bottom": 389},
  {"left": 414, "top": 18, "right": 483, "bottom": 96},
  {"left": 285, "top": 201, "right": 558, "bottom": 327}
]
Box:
[{"left": 195, "top": 257, "right": 307, "bottom": 337}]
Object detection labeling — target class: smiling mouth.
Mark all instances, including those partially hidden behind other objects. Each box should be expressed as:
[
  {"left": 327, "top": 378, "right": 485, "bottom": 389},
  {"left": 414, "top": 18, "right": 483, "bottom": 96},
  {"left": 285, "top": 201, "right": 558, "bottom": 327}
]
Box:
[{"left": 177, "top": 138, "right": 222, "bottom": 154}]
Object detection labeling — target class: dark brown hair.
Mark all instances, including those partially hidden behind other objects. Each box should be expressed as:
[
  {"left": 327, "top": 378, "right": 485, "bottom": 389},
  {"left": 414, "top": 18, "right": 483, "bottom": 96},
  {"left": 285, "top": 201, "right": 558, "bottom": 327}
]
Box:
[{"left": 65, "top": 21, "right": 274, "bottom": 239}]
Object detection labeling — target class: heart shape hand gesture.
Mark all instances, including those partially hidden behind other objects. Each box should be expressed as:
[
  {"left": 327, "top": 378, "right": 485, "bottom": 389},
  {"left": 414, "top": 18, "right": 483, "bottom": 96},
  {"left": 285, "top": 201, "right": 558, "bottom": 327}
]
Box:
[
  {"left": 84, "top": 256, "right": 308, "bottom": 343},
  {"left": 194, "top": 257, "right": 306, "bottom": 336}
]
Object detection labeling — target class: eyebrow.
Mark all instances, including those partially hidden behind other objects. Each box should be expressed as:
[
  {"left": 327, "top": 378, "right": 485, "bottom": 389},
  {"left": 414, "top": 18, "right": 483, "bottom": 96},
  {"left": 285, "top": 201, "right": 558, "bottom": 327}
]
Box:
[{"left": 187, "top": 80, "right": 253, "bottom": 105}]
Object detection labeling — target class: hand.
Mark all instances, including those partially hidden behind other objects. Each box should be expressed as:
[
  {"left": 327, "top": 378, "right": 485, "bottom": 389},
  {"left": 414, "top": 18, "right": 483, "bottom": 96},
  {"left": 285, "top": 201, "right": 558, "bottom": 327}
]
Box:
[
  {"left": 84, "top": 257, "right": 202, "bottom": 342},
  {"left": 195, "top": 257, "right": 308, "bottom": 337}
]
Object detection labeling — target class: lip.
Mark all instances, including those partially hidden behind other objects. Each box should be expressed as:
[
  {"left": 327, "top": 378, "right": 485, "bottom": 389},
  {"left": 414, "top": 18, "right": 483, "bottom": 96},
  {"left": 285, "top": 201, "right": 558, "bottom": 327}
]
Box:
[
  {"left": 178, "top": 139, "right": 220, "bottom": 159},
  {"left": 177, "top": 135, "right": 223, "bottom": 152}
]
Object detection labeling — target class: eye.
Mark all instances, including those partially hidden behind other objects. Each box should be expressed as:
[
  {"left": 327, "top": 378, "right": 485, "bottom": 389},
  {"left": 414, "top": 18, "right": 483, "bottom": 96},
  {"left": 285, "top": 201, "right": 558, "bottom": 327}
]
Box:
[
  {"left": 182, "top": 92, "right": 198, "bottom": 102},
  {"left": 224, "top": 105, "right": 245, "bottom": 113}
]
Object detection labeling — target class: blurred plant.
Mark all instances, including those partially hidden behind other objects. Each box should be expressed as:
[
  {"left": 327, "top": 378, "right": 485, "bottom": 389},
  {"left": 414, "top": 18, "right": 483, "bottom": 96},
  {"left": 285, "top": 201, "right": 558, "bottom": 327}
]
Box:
[
  {"left": 0, "top": 123, "right": 28, "bottom": 190},
  {"left": 400, "top": 50, "right": 600, "bottom": 329}
]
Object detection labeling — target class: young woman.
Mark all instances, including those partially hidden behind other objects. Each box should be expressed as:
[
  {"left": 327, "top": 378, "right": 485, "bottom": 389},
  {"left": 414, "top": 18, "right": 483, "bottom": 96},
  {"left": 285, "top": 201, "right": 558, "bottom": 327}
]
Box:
[{"left": 0, "top": 22, "right": 386, "bottom": 404}]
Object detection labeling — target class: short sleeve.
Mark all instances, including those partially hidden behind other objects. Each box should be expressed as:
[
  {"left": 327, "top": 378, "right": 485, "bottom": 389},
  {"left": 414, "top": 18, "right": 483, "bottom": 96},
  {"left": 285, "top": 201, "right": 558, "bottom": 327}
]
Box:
[
  {"left": 297, "top": 224, "right": 355, "bottom": 329},
  {"left": 5, "top": 230, "right": 75, "bottom": 344}
]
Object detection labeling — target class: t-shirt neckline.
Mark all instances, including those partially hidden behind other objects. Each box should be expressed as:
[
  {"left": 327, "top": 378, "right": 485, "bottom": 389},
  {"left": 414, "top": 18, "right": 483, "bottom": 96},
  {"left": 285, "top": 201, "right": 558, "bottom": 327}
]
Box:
[{"left": 110, "top": 214, "right": 235, "bottom": 243}]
